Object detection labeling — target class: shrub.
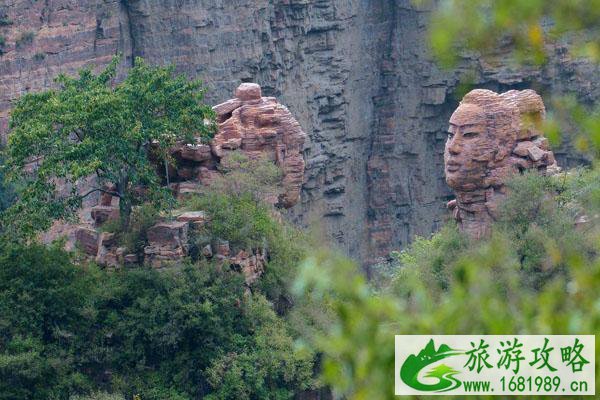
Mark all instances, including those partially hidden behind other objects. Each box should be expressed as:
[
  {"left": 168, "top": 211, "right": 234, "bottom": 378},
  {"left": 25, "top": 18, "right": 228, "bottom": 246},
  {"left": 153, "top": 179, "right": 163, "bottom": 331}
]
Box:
[
  {"left": 0, "top": 240, "right": 317, "bottom": 399},
  {"left": 15, "top": 31, "right": 35, "bottom": 49},
  {"left": 120, "top": 203, "right": 162, "bottom": 254},
  {"left": 295, "top": 168, "right": 600, "bottom": 399},
  {"left": 212, "top": 152, "right": 282, "bottom": 202},
  {"left": 0, "top": 242, "right": 96, "bottom": 399}
]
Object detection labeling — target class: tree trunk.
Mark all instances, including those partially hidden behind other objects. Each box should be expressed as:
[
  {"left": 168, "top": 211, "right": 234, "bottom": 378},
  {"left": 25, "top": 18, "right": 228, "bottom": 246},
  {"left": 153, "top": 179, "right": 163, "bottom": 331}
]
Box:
[{"left": 116, "top": 177, "right": 131, "bottom": 230}]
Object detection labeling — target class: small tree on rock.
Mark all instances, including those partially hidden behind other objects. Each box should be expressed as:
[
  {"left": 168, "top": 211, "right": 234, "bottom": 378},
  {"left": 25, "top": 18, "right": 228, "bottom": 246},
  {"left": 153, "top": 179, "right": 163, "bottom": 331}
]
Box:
[{"left": 2, "top": 56, "right": 216, "bottom": 238}]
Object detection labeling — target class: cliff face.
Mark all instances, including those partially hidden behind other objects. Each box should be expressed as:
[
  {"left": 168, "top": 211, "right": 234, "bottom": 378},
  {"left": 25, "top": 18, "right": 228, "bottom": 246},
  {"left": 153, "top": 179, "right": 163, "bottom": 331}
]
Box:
[{"left": 1, "top": 0, "right": 598, "bottom": 264}]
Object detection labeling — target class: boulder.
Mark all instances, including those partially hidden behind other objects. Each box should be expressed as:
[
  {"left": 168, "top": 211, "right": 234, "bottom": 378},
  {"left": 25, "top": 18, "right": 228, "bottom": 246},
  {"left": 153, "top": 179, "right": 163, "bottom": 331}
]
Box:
[
  {"left": 144, "top": 221, "right": 190, "bottom": 267},
  {"left": 235, "top": 83, "right": 262, "bottom": 101},
  {"left": 74, "top": 226, "right": 99, "bottom": 256},
  {"left": 176, "top": 211, "right": 208, "bottom": 228},
  {"left": 179, "top": 143, "right": 212, "bottom": 162},
  {"left": 147, "top": 221, "right": 189, "bottom": 248},
  {"left": 229, "top": 249, "right": 267, "bottom": 285},
  {"left": 211, "top": 84, "right": 306, "bottom": 208},
  {"left": 91, "top": 205, "right": 120, "bottom": 226}
]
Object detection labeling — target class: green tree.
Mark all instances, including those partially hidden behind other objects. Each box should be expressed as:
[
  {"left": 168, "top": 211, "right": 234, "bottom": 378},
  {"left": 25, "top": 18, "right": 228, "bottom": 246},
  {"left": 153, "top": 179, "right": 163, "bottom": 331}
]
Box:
[
  {"left": 2, "top": 56, "right": 216, "bottom": 238},
  {"left": 422, "top": 0, "right": 600, "bottom": 66},
  {"left": 0, "top": 242, "right": 95, "bottom": 399},
  {"left": 295, "top": 168, "right": 600, "bottom": 400}
]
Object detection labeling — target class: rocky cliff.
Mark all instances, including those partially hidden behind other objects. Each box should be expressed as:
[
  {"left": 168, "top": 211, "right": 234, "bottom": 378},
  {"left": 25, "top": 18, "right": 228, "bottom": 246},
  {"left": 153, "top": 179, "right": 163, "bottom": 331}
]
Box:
[{"left": 1, "top": 0, "right": 598, "bottom": 265}]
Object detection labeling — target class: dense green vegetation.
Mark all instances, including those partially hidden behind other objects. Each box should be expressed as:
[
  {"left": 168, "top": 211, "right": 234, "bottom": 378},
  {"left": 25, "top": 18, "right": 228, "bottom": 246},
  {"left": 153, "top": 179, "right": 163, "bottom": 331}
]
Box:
[
  {"left": 3, "top": 2, "right": 600, "bottom": 397},
  {"left": 295, "top": 168, "right": 600, "bottom": 399},
  {"left": 0, "top": 149, "right": 319, "bottom": 399},
  {"left": 2, "top": 56, "right": 215, "bottom": 239},
  {"left": 287, "top": 2, "right": 600, "bottom": 399},
  {"left": 0, "top": 59, "right": 322, "bottom": 399},
  {"left": 0, "top": 241, "right": 315, "bottom": 399}
]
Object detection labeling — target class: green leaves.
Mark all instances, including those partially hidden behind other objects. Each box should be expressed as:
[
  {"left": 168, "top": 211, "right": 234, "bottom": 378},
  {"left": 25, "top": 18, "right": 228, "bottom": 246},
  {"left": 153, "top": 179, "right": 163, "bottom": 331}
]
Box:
[
  {"left": 2, "top": 55, "right": 216, "bottom": 238},
  {"left": 425, "top": 0, "right": 600, "bottom": 67},
  {"left": 296, "top": 168, "right": 600, "bottom": 400},
  {"left": 0, "top": 241, "right": 315, "bottom": 399}
]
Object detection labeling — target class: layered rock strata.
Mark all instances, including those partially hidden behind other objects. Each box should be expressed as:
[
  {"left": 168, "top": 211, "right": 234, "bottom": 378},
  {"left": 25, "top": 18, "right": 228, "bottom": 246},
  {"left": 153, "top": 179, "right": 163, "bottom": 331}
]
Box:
[
  {"left": 2, "top": 1, "right": 598, "bottom": 265},
  {"left": 212, "top": 83, "right": 307, "bottom": 208}
]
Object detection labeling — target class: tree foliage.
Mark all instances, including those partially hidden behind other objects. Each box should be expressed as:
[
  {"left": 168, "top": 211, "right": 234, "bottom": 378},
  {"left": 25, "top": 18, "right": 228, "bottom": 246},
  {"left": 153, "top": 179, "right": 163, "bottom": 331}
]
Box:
[
  {"left": 181, "top": 152, "right": 309, "bottom": 310},
  {"left": 0, "top": 241, "right": 316, "bottom": 400},
  {"left": 295, "top": 166, "right": 600, "bottom": 400},
  {"left": 2, "top": 56, "right": 216, "bottom": 238},
  {"left": 422, "top": 0, "right": 600, "bottom": 66}
]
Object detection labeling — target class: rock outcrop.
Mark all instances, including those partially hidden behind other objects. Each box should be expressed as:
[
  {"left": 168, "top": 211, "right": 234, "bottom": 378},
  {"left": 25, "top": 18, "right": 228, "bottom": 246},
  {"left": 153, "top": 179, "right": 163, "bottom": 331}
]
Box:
[
  {"left": 212, "top": 83, "right": 307, "bottom": 208},
  {"left": 444, "top": 89, "right": 558, "bottom": 239},
  {"left": 2, "top": 1, "right": 598, "bottom": 265},
  {"left": 49, "top": 82, "right": 304, "bottom": 273},
  {"left": 150, "top": 83, "right": 306, "bottom": 209},
  {"left": 143, "top": 220, "right": 189, "bottom": 267}
]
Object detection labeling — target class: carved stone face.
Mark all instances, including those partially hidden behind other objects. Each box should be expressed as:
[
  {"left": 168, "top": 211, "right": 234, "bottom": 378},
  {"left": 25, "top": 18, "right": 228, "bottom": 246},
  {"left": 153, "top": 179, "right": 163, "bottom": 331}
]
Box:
[{"left": 444, "top": 103, "right": 493, "bottom": 191}]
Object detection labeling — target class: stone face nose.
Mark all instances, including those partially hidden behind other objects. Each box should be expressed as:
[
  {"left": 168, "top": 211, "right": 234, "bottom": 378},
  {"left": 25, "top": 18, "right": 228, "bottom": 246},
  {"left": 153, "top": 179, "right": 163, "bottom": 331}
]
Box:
[
  {"left": 448, "top": 137, "right": 461, "bottom": 155},
  {"left": 235, "top": 83, "right": 262, "bottom": 101}
]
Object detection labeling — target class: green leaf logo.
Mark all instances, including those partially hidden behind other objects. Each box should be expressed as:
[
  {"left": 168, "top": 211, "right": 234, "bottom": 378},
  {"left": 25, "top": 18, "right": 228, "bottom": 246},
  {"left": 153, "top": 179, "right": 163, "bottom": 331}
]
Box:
[{"left": 400, "top": 339, "right": 464, "bottom": 392}]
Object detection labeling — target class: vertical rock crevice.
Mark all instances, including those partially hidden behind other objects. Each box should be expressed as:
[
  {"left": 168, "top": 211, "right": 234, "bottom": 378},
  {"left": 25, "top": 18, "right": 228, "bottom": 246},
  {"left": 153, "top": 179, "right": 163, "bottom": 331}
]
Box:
[
  {"left": 0, "top": 0, "right": 597, "bottom": 265},
  {"left": 118, "top": 0, "right": 136, "bottom": 69}
]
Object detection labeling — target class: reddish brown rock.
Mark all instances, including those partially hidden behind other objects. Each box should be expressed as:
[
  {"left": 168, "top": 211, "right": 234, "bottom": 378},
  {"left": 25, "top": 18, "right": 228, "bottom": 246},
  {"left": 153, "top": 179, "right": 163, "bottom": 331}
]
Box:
[
  {"left": 211, "top": 84, "right": 307, "bottom": 208},
  {"left": 235, "top": 83, "right": 262, "bottom": 101},
  {"left": 176, "top": 211, "right": 208, "bottom": 228},
  {"left": 91, "top": 205, "right": 120, "bottom": 226},
  {"left": 444, "top": 89, "right": 559, "bottom": 239},
  {"left": 178, "top": 143, "right": 213, "bottom": 162},
  {"left": 146, "top": 221, "right": 189, "bottom": 248},
  {"left": 74, "top": 226, "right": 99, "bottom": 256},
  {"left": 229, "top": 249, "right": 267, "bottom": 285},
  {"left": 144, "top": 221, "right": 190, "bottom": 267}
]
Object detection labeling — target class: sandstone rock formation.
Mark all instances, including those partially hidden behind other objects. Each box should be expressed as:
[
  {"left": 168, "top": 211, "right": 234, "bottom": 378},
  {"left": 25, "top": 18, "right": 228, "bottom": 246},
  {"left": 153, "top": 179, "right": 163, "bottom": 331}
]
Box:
[
  {"left": 212, "top": 83, "right": 307, "bottom": 208},
  {"left": 2, "top": 1, "right": 597, "bottom": 265},
  {"left": 54, "top": 82, "right": 304, "bottom": 274},
  {"left": 154, "top": 83, "right": 306, "bottom": 209},
  {"left": 444, "top": 89, "right": 558, "bottom": 239},
  {"left": 144, "top": 221, "right": 189, "bottom": 267}
]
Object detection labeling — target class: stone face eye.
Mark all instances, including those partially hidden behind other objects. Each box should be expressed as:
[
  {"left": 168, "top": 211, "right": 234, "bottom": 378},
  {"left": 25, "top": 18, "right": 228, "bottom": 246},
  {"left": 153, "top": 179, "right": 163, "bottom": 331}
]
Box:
[{"left": 463, "top": 131, "right": 479, "bottom": 138}]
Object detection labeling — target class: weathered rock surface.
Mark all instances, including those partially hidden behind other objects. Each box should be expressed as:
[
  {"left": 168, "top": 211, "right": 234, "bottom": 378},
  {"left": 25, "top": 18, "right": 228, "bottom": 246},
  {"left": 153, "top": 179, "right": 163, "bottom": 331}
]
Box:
[
  {"left": 90, "top": 205, "right": 120, "bottom": 226},
  {"left": 230, "top": 249, "right": 267, "bottom": 286},
  {"left": 144, "top": 220, "right": 189, "bottom": 267},
  {"left": 212, "top": 83, "right": 307, "bottom": 208},
  {"left": 146, "top": 83, "right": 305, "bottom": 208},
  {"left": 2, "top": 1, "right": 597, "bottom": 265},
  {"left": 74, "top": 226, "right": 99, "bottom": 256},
  {"left": 445, "top": 89, "right": 558, "bottom": 239}
]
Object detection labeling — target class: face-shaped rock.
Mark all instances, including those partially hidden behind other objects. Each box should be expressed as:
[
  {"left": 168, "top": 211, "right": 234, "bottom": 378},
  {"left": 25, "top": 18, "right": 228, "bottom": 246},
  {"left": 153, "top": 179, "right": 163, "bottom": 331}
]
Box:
[
  {"left": 444, "top": 89, "right": 558, "bottom": 239},
  {"left": 445, "top": 103, "right": 491, "bottom": 191}
]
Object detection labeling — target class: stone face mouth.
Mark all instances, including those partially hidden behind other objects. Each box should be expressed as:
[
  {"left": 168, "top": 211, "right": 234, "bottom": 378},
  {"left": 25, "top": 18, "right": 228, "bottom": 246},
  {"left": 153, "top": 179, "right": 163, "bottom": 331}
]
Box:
[{"left": 445, "top": 161, "right": 461, "bottom": 173}]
